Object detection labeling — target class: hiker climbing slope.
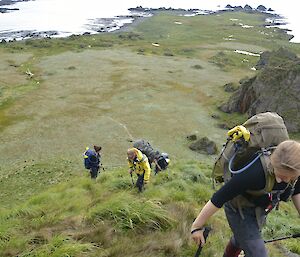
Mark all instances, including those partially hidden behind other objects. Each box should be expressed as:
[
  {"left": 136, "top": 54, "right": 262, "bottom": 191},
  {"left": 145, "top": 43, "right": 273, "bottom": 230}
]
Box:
[
  {"left": 192, "top": 140, "right": 300, "bottom": 257},
  {"left": 191, "top": 113, "right": 300, "bottom": 257},
  {"left": 133, "top": 139, "right": 170, "bottom": 174},
  {"left": 127, "top": 147, "right": 151, "bottom": 192},
  {"left": 83, "top": 145, "right": 102, "bottom": 179}
]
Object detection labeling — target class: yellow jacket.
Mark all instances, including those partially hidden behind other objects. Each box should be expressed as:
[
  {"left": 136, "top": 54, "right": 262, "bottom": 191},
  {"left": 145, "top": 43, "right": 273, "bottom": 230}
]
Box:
[{"left": 128, "top": 148, "right": 151, "bottom": 183}]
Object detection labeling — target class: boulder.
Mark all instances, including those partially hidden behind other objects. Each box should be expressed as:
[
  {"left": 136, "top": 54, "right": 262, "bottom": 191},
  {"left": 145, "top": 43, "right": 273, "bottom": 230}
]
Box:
[
  {"left": 224, "top": 82, "right": 239, "bottom": 92},
  {"left": 186, "top": 134, "right": 197, "bottom": 141},
  {"left": 189, "top": 137, "right": 218, "bottom": 155},
  {"left": 233, "top": 6, "right": 243, "bottom": 11},
  {"left": 257, "top": 5, "right": 267, "bottom": 11},
  {"left": 244, "top": 5, "right": 253, "bottom": 11}
]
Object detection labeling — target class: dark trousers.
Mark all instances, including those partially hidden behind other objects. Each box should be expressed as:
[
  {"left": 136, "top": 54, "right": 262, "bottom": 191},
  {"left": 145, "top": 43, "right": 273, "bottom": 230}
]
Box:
[
  {"left": 224, "top": 203, "right": 268, "bottom": 257},
  {"left": 90, "top": 166, "right": 99, "bottom": 179},
  {"left": 136, "top": 173, "right": 144, "bottom": 192},
  {"left": 223, "top": 237, "right": 241, "bottom": 257}
]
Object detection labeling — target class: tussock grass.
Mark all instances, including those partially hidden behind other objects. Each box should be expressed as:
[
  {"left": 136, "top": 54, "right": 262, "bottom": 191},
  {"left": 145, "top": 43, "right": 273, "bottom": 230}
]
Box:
[
  {"left": 20, "top": 235, "right": 94, "bottom": 257},
  {"left": 87, "top": 193, "right": 174, "bottom": 231},
  {"left": 0, "top": 162, "right": 213, "bottom": 256},
  {"left": 263, "top": 202, "right": 300, "bottom": 253},
  {"left": 0, "top": 161, "right": 299, "bottom": 256}
]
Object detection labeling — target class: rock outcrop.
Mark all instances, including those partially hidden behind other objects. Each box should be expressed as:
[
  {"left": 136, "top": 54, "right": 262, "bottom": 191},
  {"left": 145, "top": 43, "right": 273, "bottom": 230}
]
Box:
[
  {"left": 224, "top": 4, "right": 271, "bottom": 13},
  {"left": 189, "top": 137, "right": 218, "bottom": 155},
  {"left": 244, "top": 5, "right": 253, "bottom": 11},
  {"left": 220, "top": 48, "right": 300, "bottom": 132},
  {"left": 257, "top": 5, "right": 267, "bottom": 11}
]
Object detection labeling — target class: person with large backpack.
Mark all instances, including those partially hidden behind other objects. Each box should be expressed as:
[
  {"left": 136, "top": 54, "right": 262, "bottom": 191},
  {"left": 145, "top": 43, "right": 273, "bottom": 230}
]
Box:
[
  {"left": 127, "top": 147, "right": 151, "bottom": 192},
  {"left": 83, "top": 145, "right": 102, "bottom": 179},
  {"left": 133, "top": 139, "right": 170, "bottom": 174},
  {"left": 190, "top": 112, "right": 300, "bottom": 257}
]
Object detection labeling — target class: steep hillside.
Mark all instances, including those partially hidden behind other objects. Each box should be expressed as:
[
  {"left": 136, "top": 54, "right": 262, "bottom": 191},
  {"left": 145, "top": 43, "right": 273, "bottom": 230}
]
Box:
[
  {"left": 1, "top": 10, "right": 300, "bottom": 257},
  {"left": 0, "top": 162, "right": 299, "bottom": 257}
]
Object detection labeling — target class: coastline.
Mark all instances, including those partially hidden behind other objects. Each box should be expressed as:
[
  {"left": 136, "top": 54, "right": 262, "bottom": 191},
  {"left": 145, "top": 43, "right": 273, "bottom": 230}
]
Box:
[
  {"left": 0, "top": 4, "right": 293, "bottom": 42},
  {"left": 0, "top": 0, "right": 32, "bottom": 13},
  {"left": 114, "top": 15, "right": 149, "bottom": 33}
]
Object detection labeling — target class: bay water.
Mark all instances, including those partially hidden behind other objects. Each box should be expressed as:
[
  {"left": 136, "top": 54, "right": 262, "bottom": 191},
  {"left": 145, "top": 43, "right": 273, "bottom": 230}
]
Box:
[{"left": 0, "top": 0, "right": 299, "bottom": 42}]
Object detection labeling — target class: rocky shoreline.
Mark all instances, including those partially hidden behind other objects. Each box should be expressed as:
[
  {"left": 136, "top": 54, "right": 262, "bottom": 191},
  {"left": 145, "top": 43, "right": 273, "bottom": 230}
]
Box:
[
  {"left": 0, "top": 0, "right": 31, "bottom": 13},
  {"left": 0, "top": 3, "right": 291, "bottom": 42}
]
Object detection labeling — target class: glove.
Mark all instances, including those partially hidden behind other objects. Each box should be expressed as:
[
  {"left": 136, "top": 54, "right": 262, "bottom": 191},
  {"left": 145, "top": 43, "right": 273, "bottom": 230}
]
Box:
[{"left": 228, "top": 125, "right": 250, "bottom": 142}]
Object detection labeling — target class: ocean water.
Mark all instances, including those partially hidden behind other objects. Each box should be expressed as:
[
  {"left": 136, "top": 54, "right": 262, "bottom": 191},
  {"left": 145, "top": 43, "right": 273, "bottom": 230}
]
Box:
[{"left": 0, "top": 0, "right": 299, "bottom": 42}]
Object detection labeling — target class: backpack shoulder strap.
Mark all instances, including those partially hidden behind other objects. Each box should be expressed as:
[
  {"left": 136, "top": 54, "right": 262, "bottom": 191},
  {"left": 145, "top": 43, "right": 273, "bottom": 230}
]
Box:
[
  {"left": 135, "top": 148, "right": 147, "bottom": 163},
  {"left": 260, "top": 150, "right": 275, "bottom": 193},
  {"left": 246, "top": 150, "right": 275, "bottom": 196}
]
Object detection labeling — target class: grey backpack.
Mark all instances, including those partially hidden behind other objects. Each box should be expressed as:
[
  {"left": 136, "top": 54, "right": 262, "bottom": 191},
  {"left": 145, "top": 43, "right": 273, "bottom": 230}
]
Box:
[
  {"left": 212, "top": 112, "right": 289, "bottom": 186},
  {"left": 133, "top": 139, "right": 160, "bottom": 163}
]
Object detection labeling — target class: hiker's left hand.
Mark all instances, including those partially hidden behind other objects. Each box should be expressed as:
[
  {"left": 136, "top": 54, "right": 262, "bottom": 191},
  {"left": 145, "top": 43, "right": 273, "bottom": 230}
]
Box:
[{"left": 228, "top": 125, "right": 250, "bottom": 142}]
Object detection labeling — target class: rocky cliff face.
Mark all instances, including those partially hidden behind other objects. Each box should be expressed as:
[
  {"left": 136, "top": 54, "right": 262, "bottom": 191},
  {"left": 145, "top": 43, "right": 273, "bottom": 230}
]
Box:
[{"left": 220, "top": 48, "right": 300, "bottom": 132}]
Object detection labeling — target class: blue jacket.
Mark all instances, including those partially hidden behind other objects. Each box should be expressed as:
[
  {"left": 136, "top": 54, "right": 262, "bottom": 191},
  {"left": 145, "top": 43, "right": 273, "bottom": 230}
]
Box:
[{"left": 83, "top": 148, "right": 100, "bottom": 169}]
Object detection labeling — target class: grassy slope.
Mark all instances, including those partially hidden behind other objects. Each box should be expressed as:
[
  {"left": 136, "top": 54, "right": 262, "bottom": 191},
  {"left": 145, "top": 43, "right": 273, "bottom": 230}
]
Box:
[
  {"left": 1, "top": 163, "right": 299, "bottom": 257},
  {"left": 0, "top": 10, "right": 300, "bottom": 256}
]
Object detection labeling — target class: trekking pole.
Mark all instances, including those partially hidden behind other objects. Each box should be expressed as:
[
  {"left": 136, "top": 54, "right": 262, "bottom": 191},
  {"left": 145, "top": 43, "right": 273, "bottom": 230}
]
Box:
[
  {"left": 194, "top": 227, "right": 212, "bottom": 257},
  {"left": 130, "top": 172, "right": 134, "bottom": 186},
  {"left": 100, "top": 163, "right": 105, "bottom": 172},
  {"left": 264, "top": 233, "right": 300, "bottom": 243}
]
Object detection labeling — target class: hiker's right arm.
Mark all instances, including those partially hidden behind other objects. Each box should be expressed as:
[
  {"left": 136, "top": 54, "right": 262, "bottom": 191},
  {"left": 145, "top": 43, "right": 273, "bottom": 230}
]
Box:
[
  {"left": 128, "top": 160, "right": 134, "bottom": 171},
  {"left": 191, "top": 200, "right": 219, "bottom": 246}
]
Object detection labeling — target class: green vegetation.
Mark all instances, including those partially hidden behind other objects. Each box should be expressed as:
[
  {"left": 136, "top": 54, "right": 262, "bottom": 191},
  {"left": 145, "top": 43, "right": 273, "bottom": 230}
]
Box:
[
  {"left": 0, "top": 163, "right": 299, "bottom": 256},
  {"left": 0, "top": 10, "right": 300, "bottom": 256}
]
